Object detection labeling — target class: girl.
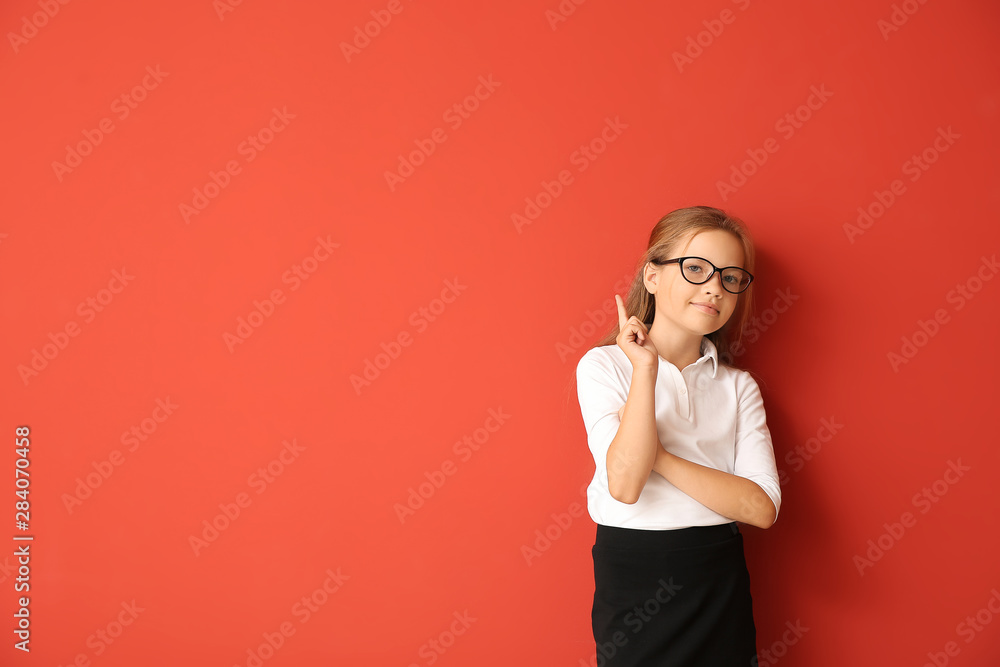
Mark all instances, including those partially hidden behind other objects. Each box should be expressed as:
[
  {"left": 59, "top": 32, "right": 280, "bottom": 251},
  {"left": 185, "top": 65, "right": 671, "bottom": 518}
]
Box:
[{"left": 575, "top": 206, "right": 781, "bottom": 666}]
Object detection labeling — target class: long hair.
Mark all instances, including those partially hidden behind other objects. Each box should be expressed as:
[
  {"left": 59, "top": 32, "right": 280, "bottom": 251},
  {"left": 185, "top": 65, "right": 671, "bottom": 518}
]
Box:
[{"left": 592, "top": 205, "right": 757, "bottom": 371}]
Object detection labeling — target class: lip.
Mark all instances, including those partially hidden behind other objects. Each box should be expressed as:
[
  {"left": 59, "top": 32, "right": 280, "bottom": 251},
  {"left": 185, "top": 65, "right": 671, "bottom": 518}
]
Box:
[{"left": 691, "top": 302, "right": 719, "bottom": 315}]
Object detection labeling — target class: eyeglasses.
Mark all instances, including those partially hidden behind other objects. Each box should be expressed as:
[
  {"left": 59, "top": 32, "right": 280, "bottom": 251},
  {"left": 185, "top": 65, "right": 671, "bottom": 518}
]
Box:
[{"left": 652, "top": 256, "right": 754, "bottom": 294}]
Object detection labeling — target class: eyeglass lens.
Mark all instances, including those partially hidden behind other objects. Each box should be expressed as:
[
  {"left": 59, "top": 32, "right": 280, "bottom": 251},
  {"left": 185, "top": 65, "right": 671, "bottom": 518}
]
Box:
[{"left": 681, "top": 258, "right": 750, "bottom": 293}]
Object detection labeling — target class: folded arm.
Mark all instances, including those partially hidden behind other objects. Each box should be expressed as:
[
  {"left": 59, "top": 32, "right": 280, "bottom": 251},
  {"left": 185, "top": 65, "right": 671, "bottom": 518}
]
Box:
[{"left": 651, "top": 447, "right": 777, "bottom": 529}]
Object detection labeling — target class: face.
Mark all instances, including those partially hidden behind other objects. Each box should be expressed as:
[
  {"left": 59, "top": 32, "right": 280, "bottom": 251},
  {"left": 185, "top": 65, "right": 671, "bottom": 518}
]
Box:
[{"left": 645, "top": 229, "right": 746, "bottom": 335}]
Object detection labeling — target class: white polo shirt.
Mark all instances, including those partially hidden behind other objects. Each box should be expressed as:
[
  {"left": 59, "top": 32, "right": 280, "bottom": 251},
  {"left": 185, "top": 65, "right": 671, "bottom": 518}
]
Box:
[{"left": 576, "top": 337, "right": 781, "bottom": 530}]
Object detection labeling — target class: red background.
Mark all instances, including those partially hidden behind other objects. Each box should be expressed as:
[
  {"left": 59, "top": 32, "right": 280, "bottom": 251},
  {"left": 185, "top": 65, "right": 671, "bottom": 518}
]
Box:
[{"left": 3, "top": 0, "right": 999, "bottom": 665}]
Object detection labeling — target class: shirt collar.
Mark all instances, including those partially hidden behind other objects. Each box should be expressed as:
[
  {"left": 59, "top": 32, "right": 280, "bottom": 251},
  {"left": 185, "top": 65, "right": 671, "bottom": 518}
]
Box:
[{"left": 698, "top": 337, "right": 719, "bottom": 378}]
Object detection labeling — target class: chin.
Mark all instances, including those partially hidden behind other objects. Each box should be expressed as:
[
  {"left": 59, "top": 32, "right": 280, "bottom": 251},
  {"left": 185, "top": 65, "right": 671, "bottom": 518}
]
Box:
[{"left": 696, "top": 316, "right": 730, "bottom": 334}]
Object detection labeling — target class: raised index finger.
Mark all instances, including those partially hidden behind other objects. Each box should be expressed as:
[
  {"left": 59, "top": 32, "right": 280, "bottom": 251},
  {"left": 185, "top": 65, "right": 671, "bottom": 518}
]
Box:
[{"left": 615, "top": 294, "right": 628, "bottom": 330}]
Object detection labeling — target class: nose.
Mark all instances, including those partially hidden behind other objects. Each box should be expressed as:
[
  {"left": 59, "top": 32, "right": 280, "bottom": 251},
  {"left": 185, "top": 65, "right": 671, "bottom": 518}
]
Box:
[{"left": 703, "top": 270, "right": 726, "bottom": 294}]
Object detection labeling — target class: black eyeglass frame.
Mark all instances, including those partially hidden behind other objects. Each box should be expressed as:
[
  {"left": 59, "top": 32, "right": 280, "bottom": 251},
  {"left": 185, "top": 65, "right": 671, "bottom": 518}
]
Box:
[{"left": 651, "top": 256, "right": 755, "bottom": 294}]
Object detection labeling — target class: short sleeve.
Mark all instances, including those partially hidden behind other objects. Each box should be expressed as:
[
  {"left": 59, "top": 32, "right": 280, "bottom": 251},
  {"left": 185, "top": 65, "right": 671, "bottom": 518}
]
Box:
[
  {"left": 734, "top": 371, "right": 782, "bottom": 523},
  {"left": 576, "top": 349, "right": 628, "bottom": 491}
]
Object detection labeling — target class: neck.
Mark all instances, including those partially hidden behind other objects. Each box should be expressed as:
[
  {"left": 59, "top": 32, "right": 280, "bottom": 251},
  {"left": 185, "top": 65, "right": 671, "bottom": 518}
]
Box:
[{"left": 647, "top": 320, "right": 704, "bottom": 370}]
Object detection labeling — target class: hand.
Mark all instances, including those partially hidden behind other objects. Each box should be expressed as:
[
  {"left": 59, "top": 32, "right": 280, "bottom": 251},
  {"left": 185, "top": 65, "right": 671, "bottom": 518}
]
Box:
[{"left": 615, "top": 294, "right": 659, "bottom": 371}]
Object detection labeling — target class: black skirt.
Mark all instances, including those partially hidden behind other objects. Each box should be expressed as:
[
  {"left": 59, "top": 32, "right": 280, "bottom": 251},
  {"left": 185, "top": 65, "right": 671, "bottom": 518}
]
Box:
[{"left": 591, "top": 522, "right": 757, "bottom": 666}]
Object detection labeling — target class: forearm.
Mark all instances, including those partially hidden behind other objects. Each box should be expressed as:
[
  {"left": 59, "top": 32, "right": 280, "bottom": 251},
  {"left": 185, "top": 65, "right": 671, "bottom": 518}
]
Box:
[
  {"left": 651, "top": 447, "right": 777, "bottom": 528},
  {"left": 605, "top": 366, "right": 659, "bottom": 504}
]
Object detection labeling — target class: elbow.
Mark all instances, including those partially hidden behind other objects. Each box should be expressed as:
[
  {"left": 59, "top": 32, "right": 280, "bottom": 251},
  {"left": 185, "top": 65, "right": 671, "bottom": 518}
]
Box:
[
  {"left": 607, "top": 475, "right": 640, "bottom": 505},
  {"left": 744, "top": 514, "right": 775, "bottom": 530},
  {"left": 616, "top": 491, "right": 640, "bottom": 505},
  {"left": 606, "top": 447, "right": 643, "bottom": 504},
  {"left": 743, "top": 481, "right": 778, "bottom": 529},
  {"left": 757, "top": 498, "right": 778, "bottom": 529}
]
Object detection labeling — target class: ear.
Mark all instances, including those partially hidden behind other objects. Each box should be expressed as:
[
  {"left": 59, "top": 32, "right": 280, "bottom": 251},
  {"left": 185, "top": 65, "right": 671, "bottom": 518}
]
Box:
[{"left": 643, "top": 261, "right": 658, "bottom": 293}]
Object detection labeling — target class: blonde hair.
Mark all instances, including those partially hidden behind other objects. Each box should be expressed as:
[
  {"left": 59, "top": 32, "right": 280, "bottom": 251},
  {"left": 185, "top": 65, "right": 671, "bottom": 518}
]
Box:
[{"left": 592, "top": 205, "right": 757, "bottom": 371}]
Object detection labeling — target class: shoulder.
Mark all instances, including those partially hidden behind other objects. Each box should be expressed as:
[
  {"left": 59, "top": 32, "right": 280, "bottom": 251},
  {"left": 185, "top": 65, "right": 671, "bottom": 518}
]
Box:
[
  {"left": 576, "top": 345, "right": 629, "bottom": 400},
  {"left": 577, "top": 343, "right": 628, "bottom": 366},
  {"left": 723, "top": 367, "right": 770, "bottom": 407},
  {"left": 577, "top": 344, "right": 625, "bottom": 374},
  {"left": 710, "top": 363, "right": 763, "bottom": 396},
  {"left": 710, "top": 359, "right": 745, "bottom": 382}
]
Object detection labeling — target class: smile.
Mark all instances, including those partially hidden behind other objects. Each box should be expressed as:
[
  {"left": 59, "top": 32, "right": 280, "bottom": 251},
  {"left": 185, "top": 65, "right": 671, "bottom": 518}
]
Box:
[{"left": 691, "top": 303, "right": 719, "bottom": 315}]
